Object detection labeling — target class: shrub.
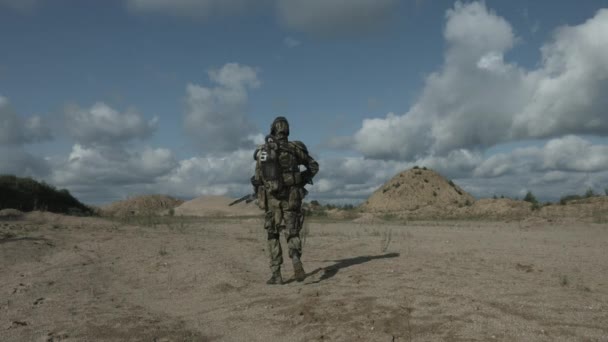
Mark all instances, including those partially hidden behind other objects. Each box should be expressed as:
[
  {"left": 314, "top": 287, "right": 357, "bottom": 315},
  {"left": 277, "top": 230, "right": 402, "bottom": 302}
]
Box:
[
  {"left": 0, "top": 175, "right": 92, "bottom": 215},
  {"left": 523, "top": 191, "right": 538, "bottom": 205},
  {"left": 413, "top": 166, "right": 419, "bottom": 169},
  {"left": 560, "top": 194, "right": 582, "bottom": 205},
  {"left": 585, "top": 188, "right": 596, "bottom": 198}
]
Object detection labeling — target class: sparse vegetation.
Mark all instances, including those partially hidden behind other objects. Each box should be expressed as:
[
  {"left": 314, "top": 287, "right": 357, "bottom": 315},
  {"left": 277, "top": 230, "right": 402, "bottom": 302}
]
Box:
[
  {"left": 584, "top": 188, "right": 596, "bottom": 198},
  {"left": 0, "top": 175, "right": 92, "bottom": 215},
  {"left": 523, "top": 191, "right": 538, "bottom": 204},
  {"left": 560, "top": 194, "right": 582, "bottom": 205},
  {"left": 381, "top": 213, "right": 398, "bottom": 221},
  {"left": 560, "top": 274, "right": 569, "bottom": 287},
  {"left": 380, "top": 228, "right": 392, "bottom": 253},
  {"left": 523, "top": 191, "right": 541, "bottom": 210}
]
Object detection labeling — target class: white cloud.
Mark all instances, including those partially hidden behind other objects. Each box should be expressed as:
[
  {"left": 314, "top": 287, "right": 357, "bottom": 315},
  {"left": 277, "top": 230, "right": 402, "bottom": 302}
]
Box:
[
  {"left": 125, "top": 0, "right": 260, "bottom": 17},
  {"left": 0, "top": 95, "right": 52, "bottom": 177},
  {"left": 276, "top": 0, "right": 398, "bottom": 36},
  {"left": 0, "top": 95, "right": 52, "bottom": 145},
  {"left": 474, "top": 136, "right": 608, "bottom": 178},
  {"left": 352, "top": 2, "right": 608, "bottom": 160},
  {"left": 183, "top": 63, "right": 261, "bottom": 152},
  {"left": 51, "top": 144, "right": 177, "bottom": 187},
  {"left": 0, "top": 146, "right": 50, "bottom": 177},
  {"left": 65, "top": 102, "right": 157, "bottom": 146},
  {"left": 156, "top": 149, "right": 255, "bottom": 198}
]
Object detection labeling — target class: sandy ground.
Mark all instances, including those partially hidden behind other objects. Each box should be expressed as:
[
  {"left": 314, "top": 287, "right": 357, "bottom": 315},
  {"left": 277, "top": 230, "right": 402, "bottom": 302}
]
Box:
[{"left": 1, "top": 213, "right": 607, "bottom": 341}]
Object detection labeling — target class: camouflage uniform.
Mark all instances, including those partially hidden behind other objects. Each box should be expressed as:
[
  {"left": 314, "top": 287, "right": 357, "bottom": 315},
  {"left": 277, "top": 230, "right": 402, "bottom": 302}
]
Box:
[{"left": 253, "top": 117, "right": 319, "bottom": 284}]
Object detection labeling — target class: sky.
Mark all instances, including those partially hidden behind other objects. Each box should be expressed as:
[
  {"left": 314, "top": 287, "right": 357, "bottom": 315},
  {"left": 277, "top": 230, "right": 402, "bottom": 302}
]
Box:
[{"left": 1, "top": 0, "right": 607, "bottom": 205}]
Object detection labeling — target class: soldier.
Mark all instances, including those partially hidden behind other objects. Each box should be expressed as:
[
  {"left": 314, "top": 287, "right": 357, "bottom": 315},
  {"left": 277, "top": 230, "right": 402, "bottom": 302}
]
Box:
[{"left": 252, "top": 117, "right": 319, "bottom": 285}]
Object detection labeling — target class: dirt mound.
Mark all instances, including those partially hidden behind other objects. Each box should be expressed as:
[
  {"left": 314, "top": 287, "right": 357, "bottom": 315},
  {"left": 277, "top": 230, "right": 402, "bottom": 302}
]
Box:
[
  {"left": 457, "top": 198, "right": 532, "bottom": 219},
  {"left": 173, "top": 195, "right": 262, "bottom": 217},
  {"left": 361, "top": 167, "right": 474, "bottom": 213},
  {"left": 102, "top": 195, "right": 184, "bottom": 216},
  {"left": 0, "top": 208, "right": 24, "bottom": 219},
  {"left": 538, "top": 196, "right": 608, "bottom": 222}
]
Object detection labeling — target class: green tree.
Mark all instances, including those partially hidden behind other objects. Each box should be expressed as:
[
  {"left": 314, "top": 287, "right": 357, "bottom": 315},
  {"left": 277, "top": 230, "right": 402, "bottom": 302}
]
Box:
[{"left": 523, "top": 191, "right": 538, "bottom": 204}]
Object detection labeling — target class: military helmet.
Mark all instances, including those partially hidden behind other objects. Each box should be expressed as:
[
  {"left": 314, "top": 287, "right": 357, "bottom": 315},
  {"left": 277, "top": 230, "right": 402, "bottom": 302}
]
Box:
[{"left": 270, "top": 116, "right": 289, "bottom": 137}]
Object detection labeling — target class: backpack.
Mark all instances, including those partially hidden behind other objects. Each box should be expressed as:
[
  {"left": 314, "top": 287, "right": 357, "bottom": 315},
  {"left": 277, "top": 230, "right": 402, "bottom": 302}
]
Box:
[{"left": 257, "top": 136, "right": 283, "bottom": 194}]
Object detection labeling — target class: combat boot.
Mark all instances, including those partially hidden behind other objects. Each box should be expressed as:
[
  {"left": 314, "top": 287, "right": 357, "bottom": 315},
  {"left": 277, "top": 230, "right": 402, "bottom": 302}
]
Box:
[
  {"left": 266, "top": 270, "right": 283, "bottom": 285},
  {"left": 293, "top": 260, "right": 306, "bottom": 282}
]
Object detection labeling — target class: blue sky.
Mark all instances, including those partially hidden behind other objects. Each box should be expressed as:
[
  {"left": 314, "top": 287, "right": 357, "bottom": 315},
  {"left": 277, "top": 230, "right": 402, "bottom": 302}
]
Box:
[{"left": 1, "top": 0, "right": 607, "bottom": 204}]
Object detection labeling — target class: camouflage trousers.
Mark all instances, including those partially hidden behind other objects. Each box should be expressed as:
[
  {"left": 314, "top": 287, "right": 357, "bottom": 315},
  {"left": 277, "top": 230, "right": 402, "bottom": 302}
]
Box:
[{"left": 264, "top": 187, "right": 304, "bottom": 273}]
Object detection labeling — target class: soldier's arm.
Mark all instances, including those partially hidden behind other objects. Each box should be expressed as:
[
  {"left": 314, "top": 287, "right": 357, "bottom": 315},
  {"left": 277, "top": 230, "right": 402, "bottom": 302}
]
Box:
[{"left": 293, "top": 143, "right": 319, "bottom": 183}]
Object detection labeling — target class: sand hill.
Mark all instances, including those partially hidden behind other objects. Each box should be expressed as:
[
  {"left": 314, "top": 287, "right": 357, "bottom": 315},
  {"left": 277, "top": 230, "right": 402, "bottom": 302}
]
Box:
[
  {"left": 172, "top": 195, "right": 262, "bottom": 217},
  {"left": 361, "top": 167, "right": 475, "bottom": 213},
  {"left": 456, "top": 198, "right": 533, "bottom": 219},
  {"left": 102, "top": 194, "right": 184, "bottom": 216}
]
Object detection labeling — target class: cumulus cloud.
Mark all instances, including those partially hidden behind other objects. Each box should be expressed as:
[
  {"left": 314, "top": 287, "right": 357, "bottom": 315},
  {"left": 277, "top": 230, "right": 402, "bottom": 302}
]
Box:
[
  {"left": 156, "top": 149, "right": 255, "bottom": 198},
  {"left": 0, "top": 95, "right": 52, "bottom": 177},
  {"left": 474, "top": 136, "right": 608, "bottom": 178},
  {"left": 0, "top": 147, "right": 50, "bottom": 177},
  {"left": 276, "top": 0, "right": 398, "bottom": 36},
  {"left": 352, "top": 2, "right": 608, "bottom": 160},
  {"left": 462, "top": 135, "right": 608, "bottom": 200},
  {"left": 0, "top": 96, "right": 52, "bottom": 145},
  {"left": 184, "top": 63, "right": 261, "bottom": 152},
  {"left": 125, "top": 0, "right": 261, "bottom": 17},
  {"left": 64, "top": 102, "right": 157, "bottom": 146},
  {"left": 51, "top": 144, "right": 177, "bottom": 187}
]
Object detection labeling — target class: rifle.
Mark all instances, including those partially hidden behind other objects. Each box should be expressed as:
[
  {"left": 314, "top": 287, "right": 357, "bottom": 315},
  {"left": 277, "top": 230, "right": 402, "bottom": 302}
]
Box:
[{"left": 228, "top": 193, "right": 256, "bottom": 206}]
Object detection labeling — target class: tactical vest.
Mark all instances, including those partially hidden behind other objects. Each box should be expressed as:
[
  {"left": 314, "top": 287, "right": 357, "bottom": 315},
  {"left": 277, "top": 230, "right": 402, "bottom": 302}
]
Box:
[{"left": 256, "top": 138, "right": 303, "bottom": 194}]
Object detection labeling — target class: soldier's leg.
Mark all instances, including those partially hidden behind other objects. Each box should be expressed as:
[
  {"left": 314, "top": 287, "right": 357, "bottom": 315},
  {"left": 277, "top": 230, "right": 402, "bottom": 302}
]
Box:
[
  {"left": 265, "top": 197, "right": 284, "bottom": 284},
  {"left": 284, "top": 188, "right": 305, "bottom": 281}
]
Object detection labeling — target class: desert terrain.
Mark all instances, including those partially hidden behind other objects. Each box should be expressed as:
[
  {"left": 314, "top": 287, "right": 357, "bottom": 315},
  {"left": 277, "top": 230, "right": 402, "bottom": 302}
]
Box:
[{"left": 1, "top": 208, "right": 607, "bottom": 341}]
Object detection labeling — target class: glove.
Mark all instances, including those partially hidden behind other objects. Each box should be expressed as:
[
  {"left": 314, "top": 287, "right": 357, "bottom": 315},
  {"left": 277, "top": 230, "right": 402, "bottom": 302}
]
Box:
[{"left": 301, "top": 170, "right": 313, "bottom": 185}]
